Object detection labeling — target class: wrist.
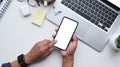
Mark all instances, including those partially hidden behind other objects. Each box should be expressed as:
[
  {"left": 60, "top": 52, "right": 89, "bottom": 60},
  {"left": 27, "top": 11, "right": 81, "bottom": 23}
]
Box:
[
  {"left": 17, "top": 54, "right": 29, "bottom": 67},
  {"left": 24, "top": 54, "right": 32, "bottom": 64},
  {"left": 12, "top": 61, "right": 21, "bottom": 67},
  {"left": 62, "top": 55, "right": 74, "bottom": 67},
  {"left": 63, "top": 55, "right": 74, "bottom": 63}
]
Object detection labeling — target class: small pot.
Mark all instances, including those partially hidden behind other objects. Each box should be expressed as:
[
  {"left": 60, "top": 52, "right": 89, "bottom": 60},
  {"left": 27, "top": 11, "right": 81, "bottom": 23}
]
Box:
[{"left": 109, "top": 34, "right": 120, "bottom": 51}]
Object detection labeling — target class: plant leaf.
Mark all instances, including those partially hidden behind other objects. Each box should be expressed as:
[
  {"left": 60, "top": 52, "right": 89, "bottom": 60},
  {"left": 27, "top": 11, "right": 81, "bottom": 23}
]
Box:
[
  {"left": 117, "top": 43, "right": 120, "bottom": 48},
  {"left": 118, "top": 35, "right": 120, "bottom": 42},
  {"left": 116, "top": 35, "right": 120, "bottom": 48}
]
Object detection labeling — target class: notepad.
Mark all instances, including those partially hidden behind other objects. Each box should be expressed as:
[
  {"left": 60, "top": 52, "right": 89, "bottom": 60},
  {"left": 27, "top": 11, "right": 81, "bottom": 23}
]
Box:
[
  {"left": 32, "top": 9, "right": 47, "bottom": 26},
  {"left": 0, "top": 0, "right": 12, "bottom": 20}
]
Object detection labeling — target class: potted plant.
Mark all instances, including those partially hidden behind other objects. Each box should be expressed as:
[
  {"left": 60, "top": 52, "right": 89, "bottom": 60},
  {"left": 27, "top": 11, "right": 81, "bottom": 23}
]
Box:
[
  {"left": 109, "top": 34, "right": 120, "bottom": 51},
  {"left": 116, "top": 35, "right": 120, "bottom": 48}
]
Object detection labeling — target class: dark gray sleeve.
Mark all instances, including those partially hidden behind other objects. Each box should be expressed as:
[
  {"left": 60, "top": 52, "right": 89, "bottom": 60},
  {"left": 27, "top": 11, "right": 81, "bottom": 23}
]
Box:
[{"left": 1, "top": 62, "right": 12, "bottom": 67}]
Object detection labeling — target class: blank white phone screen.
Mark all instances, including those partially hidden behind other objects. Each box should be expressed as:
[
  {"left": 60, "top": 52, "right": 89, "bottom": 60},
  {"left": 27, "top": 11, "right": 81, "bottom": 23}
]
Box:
[{"left": 54, "top": 17, "right": 78, "bottom": 50}]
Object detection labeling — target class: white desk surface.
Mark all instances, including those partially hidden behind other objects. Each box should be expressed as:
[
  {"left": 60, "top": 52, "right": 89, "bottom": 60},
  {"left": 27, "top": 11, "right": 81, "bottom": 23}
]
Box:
[{"left": 1, "top": 0, "right": 120, "bottom": 67}]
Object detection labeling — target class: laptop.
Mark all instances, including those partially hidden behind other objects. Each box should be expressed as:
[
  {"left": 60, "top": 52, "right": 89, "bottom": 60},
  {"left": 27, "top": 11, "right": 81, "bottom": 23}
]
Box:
[{"left": 47, "top": 0, "right": 120, "bottom": 52}]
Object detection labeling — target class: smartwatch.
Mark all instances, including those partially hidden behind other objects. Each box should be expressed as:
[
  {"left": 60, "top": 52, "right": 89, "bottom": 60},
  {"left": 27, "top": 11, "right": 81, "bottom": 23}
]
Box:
[{"left": 17, "top": 54, "right": 29, "bottom": 67}]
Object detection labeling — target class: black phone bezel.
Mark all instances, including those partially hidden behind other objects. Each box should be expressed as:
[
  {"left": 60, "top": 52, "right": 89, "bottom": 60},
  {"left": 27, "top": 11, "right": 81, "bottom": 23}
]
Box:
[{"left": 53, "top": 16, "right": 79, "bottom": 51}]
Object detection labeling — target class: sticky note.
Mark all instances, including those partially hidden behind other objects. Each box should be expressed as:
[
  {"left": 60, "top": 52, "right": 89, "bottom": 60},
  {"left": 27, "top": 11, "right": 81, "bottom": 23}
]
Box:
[{"left": 32, "top": 9, "right": 47, "bottom": 26}]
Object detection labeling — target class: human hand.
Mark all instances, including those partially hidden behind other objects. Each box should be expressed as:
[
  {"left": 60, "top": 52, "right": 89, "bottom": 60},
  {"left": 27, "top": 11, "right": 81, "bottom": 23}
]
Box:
[
  {"left": 61, "top": 35, "right": 78, "bottom": 67},
  {"left": 52, "top": 28, "right": 78, "bottom": 67},
  {"left": 60, "top": 34, "right": 78, "bottom": 57},
  {"left": 52, "top": 28, "right": 78, "bottom": 57},
  {"left": 24, "top": 39, "right": 57, "bottom": 64}
]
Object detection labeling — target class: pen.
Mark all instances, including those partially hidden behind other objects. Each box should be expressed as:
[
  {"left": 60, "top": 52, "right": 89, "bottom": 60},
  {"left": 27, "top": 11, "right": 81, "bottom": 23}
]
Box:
[{"left": 35, "top": 0, "right": 40, "bottom": 6}]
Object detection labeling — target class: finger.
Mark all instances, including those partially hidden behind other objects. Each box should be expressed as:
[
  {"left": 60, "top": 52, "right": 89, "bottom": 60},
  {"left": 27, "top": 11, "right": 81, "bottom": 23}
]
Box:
[
  {"left": 71, "top": 36, "right": 78, "bottom": 48},
  {"left": 55, "top": 28, "right": 58, "bottom": 32},
  {"left": 36, "top": 41, "right": 42, "bottom": 45},
  {"left": 42, "top": 48, "right": 54, "bottom": 58},
  {"left": 52, "top": 34, "right": 56, "bottom": 38},
  {"left": 41, "top": 39, "right": 51, "bottom": 46},
  {"left": 72, "top": 35, "right": 78, "bottom": 42},
  {"left": 46, "top": 40, "right": 57, "bottom": 49}
]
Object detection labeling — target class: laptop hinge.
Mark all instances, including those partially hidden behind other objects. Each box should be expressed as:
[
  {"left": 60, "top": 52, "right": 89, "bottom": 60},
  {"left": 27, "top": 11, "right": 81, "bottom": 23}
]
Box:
[{"left": 101, "top": 0, "right": 120, "bottom": 12}]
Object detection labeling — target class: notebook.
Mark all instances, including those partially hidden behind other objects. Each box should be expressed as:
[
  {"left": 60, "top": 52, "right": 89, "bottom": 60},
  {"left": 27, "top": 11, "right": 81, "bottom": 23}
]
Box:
[{"left": 0, "top": 0, "right": 12, "bottom": 20}]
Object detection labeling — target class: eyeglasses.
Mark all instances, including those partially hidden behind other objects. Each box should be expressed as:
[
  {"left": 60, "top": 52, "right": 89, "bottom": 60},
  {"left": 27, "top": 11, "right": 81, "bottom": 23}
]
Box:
[
  {"left": 27, "top": 0, "right": 40, "bottom": 7},
  {"left": 17, "top": 0, "right": 40, "bottom": 7}
]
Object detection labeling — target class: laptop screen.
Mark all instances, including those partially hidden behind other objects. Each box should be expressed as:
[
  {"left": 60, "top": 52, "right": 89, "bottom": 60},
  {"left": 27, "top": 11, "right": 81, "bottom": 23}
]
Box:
[
  {"left": 101, "top": 0, "right": 120, "bottom": 11},
  {"left": 108, "top": 0, "right": 120, "bottom": 8}
]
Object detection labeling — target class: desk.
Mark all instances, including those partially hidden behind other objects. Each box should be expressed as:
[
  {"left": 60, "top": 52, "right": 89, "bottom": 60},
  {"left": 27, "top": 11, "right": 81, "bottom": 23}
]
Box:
[{"left": 0, "top": 0, "right": 120, "bottom": 67}]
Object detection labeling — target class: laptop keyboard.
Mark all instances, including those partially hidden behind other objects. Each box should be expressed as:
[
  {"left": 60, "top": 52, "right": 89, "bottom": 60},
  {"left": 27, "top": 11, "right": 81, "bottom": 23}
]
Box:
[{"left": 61, "top": 0, "right": 118, "bottom": 32}]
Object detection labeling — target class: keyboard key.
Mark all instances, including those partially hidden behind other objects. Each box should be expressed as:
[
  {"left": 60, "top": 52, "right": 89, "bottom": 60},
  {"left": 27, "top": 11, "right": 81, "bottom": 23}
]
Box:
[
  {"left": 81, "top": 8, "right": 84, "bottom": 12},
  {"left": 91, "top": 19, "right": 95, "bottom": 23},
  {"left": 103, "top": 18, "right": 107, "bottom": 21},
  {"left": 112, "top": 14, "right": 117, "bottom": 18},
  {"left": 75, "top": 9, "right": 91, "bottom": 20},
  {"left": 74, "top": 4, "right": 78, "bottom": 7},
  {"left": 68, "top": 4, "right": 72, "bottom": 8},
  {"left": 78, "top": 2, "right": 81, "bottom": 5},
  {"left": 97, "top": 18, "right": 100, "bottom": 21},
  {"left": 78, "top": 6, "right": 81, "bottom": 9},
  {"left": 100, "top": 16, "right": 104, "bottom": 19},
  {"left": 90, "top": 14, "right": 94, "bottom": 17},
  {"left": 97, "top": 14, "right": 100, "bottom": 17},
  {"left": 104, "top": 29, "right": 108, "bottom": 32},
  {"left": 75, "top": 0, "right": 78, "bottom": 3},
  {"left": 98, "top": 23, "right": 103, "bottom": 27},
  {"left": 90, "top": 10, "right": 94, "bottom": 13},
  {"left": 87, "top": 12, "right": 90, "bottom": 16},
  {"left": 103, "top": 22, "right": 111, "bottom": 28},
  {"left": 105, "top": 10, "right": 108, "bottom": 13},
  {"left": 101, "top": 25, "right": 105, "bottom": 29},
  {"left": 84, "top": 10, "right": 87, "bottom": 13},
  {"left": 108, "top": 16, "right": 112, "bottom": 20},
  {"left": 82, "top": 0, "right": 86, "bottom": 3},
  {"left": 102, "top": 8, "right": 105, "bottom": 12},
  {"left": 66, "top": 0, "right": 71, "bottom": 3},
  {"left": 71, "top": 2, "right": 74, "bottom": 5},
  {"left": 100, "top": 20, "right": 104, "bottom": 23},
  {"left": 88, "top": 4, "right": 92, "bottom": 8},
  {"left": 95, "top": 21, "right": 98, "bottom": 25},
  {"left": 64, "top": 2, "right": 68, "bottom": 6},
  {"left": 92, "top": 2, "right": 96, "bottom": 5},
  {"left": 107, "top": 20, "right": 113, "bottom": 25},
  {"left": 61, "top": 0, "right": 65, "bottom": 4},
  {"left": 71, "top": 7, "right": 75, "bottom": 11}
]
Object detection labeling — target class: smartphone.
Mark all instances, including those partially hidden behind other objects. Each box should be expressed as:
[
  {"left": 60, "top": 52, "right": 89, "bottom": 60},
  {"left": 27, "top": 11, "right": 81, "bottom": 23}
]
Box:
[{"left": 54, "top": 17, "right": 79, "bottom": 50}]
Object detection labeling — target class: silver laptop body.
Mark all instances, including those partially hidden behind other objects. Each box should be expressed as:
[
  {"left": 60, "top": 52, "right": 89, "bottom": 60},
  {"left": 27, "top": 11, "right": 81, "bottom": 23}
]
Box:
[{"left": 47, "top": 0, "right": 120, "bottom": 52}]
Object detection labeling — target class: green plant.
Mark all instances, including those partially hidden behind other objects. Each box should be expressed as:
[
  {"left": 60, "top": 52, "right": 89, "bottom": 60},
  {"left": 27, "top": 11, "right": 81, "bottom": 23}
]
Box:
[{"left": 116, "top": 35, "right": 120, "bottom": 48}]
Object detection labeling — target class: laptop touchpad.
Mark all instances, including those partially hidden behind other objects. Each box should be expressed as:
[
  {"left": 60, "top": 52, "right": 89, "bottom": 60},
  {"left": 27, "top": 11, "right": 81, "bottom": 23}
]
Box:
[{"left": 76, "top": 21, "right": 91, "bottom": 37}]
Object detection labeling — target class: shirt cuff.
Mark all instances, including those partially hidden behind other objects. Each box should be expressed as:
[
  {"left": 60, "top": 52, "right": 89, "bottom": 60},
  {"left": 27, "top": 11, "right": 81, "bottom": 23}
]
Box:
[{"left": 1, "top": 62, "right": 12, "bottom": 67}]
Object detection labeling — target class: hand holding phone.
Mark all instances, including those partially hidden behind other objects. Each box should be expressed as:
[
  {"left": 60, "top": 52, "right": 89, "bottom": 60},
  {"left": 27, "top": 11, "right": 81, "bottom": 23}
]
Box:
[{"left": 54, "top": 17, "right": 78, "bottom": 50}]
